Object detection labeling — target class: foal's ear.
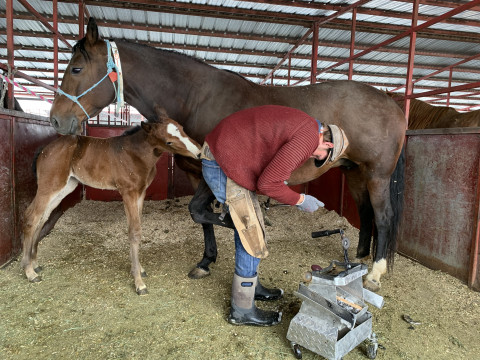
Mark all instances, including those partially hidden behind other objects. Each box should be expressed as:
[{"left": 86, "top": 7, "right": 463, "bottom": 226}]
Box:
[
  {"left": 86, "top": 17, "right": 100, "bottom": 46},
  {"left": 153, "top": 105, "right": 169, "bottom": 122},
  {"left": 141, "top": 122, "right": 152, "bottom": 133}
]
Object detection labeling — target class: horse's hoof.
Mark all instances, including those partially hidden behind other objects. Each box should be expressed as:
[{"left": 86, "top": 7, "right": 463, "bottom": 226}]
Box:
[
  {"left": 136, "top": 287, "right": 149, "bottom": 296},
  {"left": 34, "top": 266, "right": 43, "bottom": 273},
  {"left": 29, "top": 275, "right": 42, "bottom": 283},
  {"left": 141, "top": 271, "right": 148, "bottom": 278},
  {"left": 264, "top": 215, "right": 273, "bottom": 227},
  {"left": 188, "top": 266, "right": 210, "bottom": 279},
  {"left": 364, "top": 278, "right": 381, "bottom": 292}
]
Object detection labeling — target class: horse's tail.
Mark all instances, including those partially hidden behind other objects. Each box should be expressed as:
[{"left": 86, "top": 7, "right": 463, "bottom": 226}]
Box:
[
  {"left": 32, "top": 146, "right": 45, "bottom": 180},
  {"left": 387, "top": 144, "right": 405, "bottom": 270}
]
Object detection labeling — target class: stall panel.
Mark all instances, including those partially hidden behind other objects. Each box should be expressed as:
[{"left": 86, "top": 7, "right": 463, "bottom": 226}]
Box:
[
  {"left": 307, "top": 168, "right": 360, "bottom": 229},
  {"left": 0, "top": 110, "right": 79, "bottom": 267},
  {"left": 0, "top": 117, "right": 13, "bottom": 265},
  {"left": 14, "top": 119, "right": 58, "bottom": 251},
  {"left": 399, "top": 129, "right": 480, "bottom": 290}
]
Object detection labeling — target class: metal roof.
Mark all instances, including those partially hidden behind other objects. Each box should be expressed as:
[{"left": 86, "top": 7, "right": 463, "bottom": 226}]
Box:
[{"left": 1, "top": 0, "right": 480, "bottom": 115}]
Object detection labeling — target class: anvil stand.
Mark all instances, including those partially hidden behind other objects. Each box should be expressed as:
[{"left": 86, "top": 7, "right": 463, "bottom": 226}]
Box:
[{"left": 286, "top": 229, "right": 384, "bottom": 360}]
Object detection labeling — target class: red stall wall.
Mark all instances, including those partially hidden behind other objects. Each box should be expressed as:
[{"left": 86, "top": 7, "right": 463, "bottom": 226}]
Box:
[
  {"left": 307, "top": 167, "right": 359, "bottom": 229},
  {"left": 0, "top": 110, "right": 82, "bottom": 266}
]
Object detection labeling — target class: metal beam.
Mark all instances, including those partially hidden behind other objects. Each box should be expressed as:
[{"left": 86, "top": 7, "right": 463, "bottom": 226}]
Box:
[
  {"left": 16, "top": 0, "right": 72, "bottom": 49},
  {"left": 5, "top": 26, "right": 479, "bottom": 61},
  {"left": 0, "top": 62, "right": 58, "bottom": 92},
  {"left": 294, "top": 0, "right": 480, "bottom": 85},
  {"left": 4, "top": 9, "right": 480, "bottom": 43}
]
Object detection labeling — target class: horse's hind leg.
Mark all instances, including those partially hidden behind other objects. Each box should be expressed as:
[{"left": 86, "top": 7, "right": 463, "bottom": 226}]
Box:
[
  {"left": 21, "top": 177, "right": 78, "bottom": 282},
  {"left": 121, "top": 191, "right": 147, "bottom": 295},
  {"left": 343, "top": 168, "right": 374, "bottom": 260},
  {"left": 364, "top": 176, "right": 394, "bottom": 292}
]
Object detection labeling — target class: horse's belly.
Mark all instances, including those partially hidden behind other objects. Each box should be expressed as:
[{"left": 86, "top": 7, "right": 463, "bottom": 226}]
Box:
[{"left": 72, "top": 173, "right": 117, "bottom": 190}]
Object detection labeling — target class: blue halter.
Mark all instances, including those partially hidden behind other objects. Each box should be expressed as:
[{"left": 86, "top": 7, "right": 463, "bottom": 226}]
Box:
[{"left": 56, "top": 40, "right": 119, "bottom": 120}]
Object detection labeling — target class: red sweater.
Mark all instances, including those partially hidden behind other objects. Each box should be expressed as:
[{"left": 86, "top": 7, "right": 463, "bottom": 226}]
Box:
[{"left": 205, "top": 105, "right": 319, "bottom": 205}]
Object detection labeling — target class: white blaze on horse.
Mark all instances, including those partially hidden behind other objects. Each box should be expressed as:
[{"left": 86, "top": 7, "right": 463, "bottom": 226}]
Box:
[{"left": 21, "top": 105, "right": 201, "bottom": 295}]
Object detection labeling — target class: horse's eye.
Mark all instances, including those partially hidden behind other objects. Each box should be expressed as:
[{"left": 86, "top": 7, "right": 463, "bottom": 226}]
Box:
[
  {"left": 166, "top": 142, "right": 173, "bottom": 146},
  {"left": 71, "top": 67, "right": 82, "bottom": 74}
]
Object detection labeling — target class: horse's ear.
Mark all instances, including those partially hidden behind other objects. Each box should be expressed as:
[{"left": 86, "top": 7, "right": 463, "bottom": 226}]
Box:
[
  {"left": 141, "top": 122, "right": 152, "bottom": 133},
  {"left": 153, "top": 105, "right": 169, "bottom": 122},
  {"left": 86, "top": 17, "right": 100, "bottom": 46}
]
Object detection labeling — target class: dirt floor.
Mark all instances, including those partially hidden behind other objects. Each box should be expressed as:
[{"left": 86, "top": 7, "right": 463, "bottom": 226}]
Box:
[{"left": 1, "top": 196, "right": 479, "bottom": 360}]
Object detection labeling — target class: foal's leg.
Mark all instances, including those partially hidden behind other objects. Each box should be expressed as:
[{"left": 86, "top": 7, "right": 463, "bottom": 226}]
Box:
[
  {"left": 136, "top": 192, "right": 147, "bottom": 278},
  {"left": 121, "top": 191, "right": 147, "bottom": 295},
  {"left": 21, "top": 178, "right": 79, "bottom": 282}
]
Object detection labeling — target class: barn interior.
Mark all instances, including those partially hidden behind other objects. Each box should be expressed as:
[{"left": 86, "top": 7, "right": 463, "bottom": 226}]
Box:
[{"left": 0, "top": 2, "right": 479, "bottom": 359}]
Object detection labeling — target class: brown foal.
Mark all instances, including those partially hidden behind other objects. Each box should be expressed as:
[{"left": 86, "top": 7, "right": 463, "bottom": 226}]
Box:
[{"left": 21, "top": 106, "right": 201, "bottom": 295}]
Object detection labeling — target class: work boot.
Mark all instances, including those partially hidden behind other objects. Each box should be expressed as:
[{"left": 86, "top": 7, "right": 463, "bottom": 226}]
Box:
[
  {"left": 255, "top": 280, "right": 284, "bottom": 301},
  {"left": 228, "top": 274, "right": 282, "bottom": 326}
]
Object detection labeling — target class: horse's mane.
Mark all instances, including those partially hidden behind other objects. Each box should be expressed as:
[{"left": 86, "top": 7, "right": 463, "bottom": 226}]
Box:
[
  {"left": 407, "top": 99, "right": 455, "bottom": 129},
  {"left": 72, "top": 37, "right": 90, "bottom": 60},
  {"left": 121, "top": 125, "right": 142, "bottom": 136},
  {"left": 114, "top": 39, "right": 251, "bottom": 83},
  {"left": 72, "top": 35, "right": 252, "bottom": 84},
  {"left": 386, "top": 91, "right": 463, "bottom": 129}
]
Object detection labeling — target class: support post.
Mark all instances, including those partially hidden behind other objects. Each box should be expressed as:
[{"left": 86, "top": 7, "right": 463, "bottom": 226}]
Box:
[
  {"left": 404, "top": 0, "right": 420, "bottom": 124},
  {"left": 310, "top": 22, "right": 319, "bottom": 84},
  {"left": 53, "top": 0, "right": 59, "bottom": 89},
  {"left": 6, "top": 0, "right": 14, "bottom": 109}
]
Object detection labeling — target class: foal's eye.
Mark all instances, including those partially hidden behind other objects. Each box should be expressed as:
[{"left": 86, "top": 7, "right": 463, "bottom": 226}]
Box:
[{"left": 71, "top": 67, "right": 82, "bottom": 74}]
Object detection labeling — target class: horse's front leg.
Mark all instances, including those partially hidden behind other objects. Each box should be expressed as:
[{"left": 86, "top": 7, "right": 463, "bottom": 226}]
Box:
[
  {"left": 188, "top": 179, "right": 233, "bottom": 279},
  {"left": 188, "top": 223, "right": 217, "bottom": 279},
  {"left": 188, "top": 179, "right": 234, "bottom": 229},
  {"left": 122, "top": 191, "right": 147, "bottom": 295}
]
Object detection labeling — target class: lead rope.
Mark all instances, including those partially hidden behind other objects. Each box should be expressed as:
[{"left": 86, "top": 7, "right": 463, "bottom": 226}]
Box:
[{"left": 56, "top": 40, "right": 121, "bottom": 120}]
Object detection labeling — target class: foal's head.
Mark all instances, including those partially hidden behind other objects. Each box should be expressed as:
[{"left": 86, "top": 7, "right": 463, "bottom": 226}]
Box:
[{"left": 141, "top": 106, "right": 201, "bottom": 159}]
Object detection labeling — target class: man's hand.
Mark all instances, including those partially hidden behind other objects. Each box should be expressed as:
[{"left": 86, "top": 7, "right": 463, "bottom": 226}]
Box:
[{"left": 296, "top": 194, "right": 324, "bottom": 213}]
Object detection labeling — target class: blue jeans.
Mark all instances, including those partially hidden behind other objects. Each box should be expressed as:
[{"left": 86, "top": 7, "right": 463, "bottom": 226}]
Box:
[{"left": 202, "top": 158, "right": 260, "bottom": 278}]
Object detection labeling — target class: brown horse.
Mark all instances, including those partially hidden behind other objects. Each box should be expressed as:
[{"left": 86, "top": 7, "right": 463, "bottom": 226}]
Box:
[
  {"left": 49, "top": 18, "right": 406, "bottom": 291},
  {"left": 388, "top": 93, "right": 480, "bottom": 129},
  {"left": 21, "top": 105, "right": 201, "bottom": 295}
]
